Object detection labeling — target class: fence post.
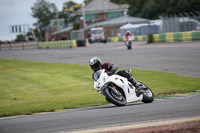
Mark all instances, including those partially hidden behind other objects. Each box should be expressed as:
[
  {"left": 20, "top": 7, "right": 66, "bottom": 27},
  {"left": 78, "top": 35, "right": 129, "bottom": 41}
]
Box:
[
  {"left": 9, "top": 43, "right": 12, "bottom": 50},
  {"left": 22, "top": 42, "right": 24, "bottom": 50},
  {"left": 37, "top": 41, "right": 39, "bottom": 49}
]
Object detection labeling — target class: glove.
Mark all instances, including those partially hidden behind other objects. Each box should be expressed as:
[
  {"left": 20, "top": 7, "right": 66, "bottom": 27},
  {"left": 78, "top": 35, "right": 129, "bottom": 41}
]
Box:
[{"left": 107, "top": 71, "right": 114, "bottom": 76}]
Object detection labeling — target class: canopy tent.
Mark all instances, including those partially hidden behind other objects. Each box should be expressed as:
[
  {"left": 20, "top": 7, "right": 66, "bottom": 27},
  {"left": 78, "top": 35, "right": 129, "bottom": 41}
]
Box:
[
  {"left": 120, "top": 23, "right": 135, "bottom": 29},
  {"left": 120, "top": 23, "right": 149, "bottom": 29},
  {"left": 119, "top": 23, "right": 159, "bottom": 36}
]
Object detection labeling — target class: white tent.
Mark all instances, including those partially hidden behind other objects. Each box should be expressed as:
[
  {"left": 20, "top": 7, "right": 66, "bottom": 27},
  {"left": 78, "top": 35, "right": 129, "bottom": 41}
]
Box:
[
  {"left": 120, "top": 22, "right": 154, "bottom": 36},
  {"left": 120, "top": 23, "right": 135, "bottom": 29},
  {"left": 120, "top": 23, "right": 150, "bottom": 30}
]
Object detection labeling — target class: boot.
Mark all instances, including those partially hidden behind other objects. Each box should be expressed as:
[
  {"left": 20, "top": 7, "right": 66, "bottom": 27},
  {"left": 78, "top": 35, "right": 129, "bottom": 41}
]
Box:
[
  {"left": 128, "top": 77, "right": 140, "bottom": 90},
  {"left": 128, "top": 76, "right": 143, "bottom": 97}
]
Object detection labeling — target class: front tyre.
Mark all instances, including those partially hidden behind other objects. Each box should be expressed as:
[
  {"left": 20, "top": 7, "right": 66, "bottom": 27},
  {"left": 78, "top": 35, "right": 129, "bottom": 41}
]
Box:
[
  {"left": 127, "top": 42, "right": 132, "bottom": 50},
  {"left": 127, "top": 45, "right": 132, "bottom": 49},
  {"left": 104, "top": 87, "right": 126, "bottom": 106}
]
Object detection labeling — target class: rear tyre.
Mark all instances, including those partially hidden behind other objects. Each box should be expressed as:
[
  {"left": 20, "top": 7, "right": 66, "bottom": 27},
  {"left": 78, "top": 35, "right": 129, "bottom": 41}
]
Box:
[
  {"left": 136, "top": 82, "right": 154, "bottom": 103},
  {"left": 141, "top": 87, "right": 154, "bottom": 103},
  {"left": 104, "top": 87, "right": 126, "bottom": 106}
]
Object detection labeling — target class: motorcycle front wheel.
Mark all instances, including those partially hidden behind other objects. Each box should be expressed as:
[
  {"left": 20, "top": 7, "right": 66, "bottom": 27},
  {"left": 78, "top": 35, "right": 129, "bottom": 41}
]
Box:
[
  {"left": 104, "top": 87, "right": 126, "bottom": 106},
  {"left": 127, "top": 43, "right": 132, "bottom": 49},
  {"left": 127, "top": 45, "right": 131, "bottom": 49}
]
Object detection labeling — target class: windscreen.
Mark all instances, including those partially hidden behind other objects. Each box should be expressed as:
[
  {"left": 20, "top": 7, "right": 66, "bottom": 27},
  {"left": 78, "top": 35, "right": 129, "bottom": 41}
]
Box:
[
  {"left": 91, "top": 30, "right": 104, "bottom": 35},
  {"left": 93, "top": 70, "right": 102, "bottom": 81}
]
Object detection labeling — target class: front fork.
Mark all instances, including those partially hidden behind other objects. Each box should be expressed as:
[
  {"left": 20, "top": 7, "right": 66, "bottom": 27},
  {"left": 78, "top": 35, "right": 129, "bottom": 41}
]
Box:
[{"left": 110, "top": 83, "right": 121, "bottom": 95}]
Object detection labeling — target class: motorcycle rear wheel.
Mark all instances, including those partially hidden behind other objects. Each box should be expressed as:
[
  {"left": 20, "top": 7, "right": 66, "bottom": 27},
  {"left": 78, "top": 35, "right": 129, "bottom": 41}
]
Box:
[
  {"left": 137, "top": 82, "right": 154, "bottom": 103},
  {"left": 104, "top": 87, "right": 126, "bottom": 106},
  {"left": 141, "top": 87, "right": 154, "bottom": 103}
]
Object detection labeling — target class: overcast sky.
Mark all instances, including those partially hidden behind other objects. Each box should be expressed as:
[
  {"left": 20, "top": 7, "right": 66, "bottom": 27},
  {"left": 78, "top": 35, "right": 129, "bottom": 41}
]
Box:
[{"left": 0, "top": 0, "right": 82, "bottom": 41}]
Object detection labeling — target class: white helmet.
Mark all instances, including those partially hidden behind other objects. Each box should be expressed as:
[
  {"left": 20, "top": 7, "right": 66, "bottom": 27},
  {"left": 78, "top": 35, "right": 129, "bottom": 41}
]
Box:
[{"left": 89, "top": 57, "right": 102, "bottom": 71}]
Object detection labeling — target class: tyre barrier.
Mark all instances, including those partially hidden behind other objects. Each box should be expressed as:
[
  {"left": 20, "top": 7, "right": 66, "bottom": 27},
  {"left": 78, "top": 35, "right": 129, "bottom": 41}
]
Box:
[
  {"left": 109, "top": 35, "right": 147, "bottom": 42},
  {"left": 76, "top": 39, "right": 89, "bottom": 47},
  {"left": 38, "top": 39, "right": 88, "bottom": 49},
  {"left": 134, "top": 35, "right": 147, "bottom": 41},
  {"left": 109, "top": 31, "right": 200, "bottom": 43},
  {"left": 110, "top": 37, "right": 120, "bottom": 42},
  {"left": 150, "top": 31, "right": 200, "bottom": 43}
]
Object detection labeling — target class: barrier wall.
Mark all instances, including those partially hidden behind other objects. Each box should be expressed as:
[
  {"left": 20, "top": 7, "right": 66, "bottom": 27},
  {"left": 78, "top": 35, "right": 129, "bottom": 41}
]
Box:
[
  {"left": 134, "top": 35, "right": 147, "bottom": 41},
  {"left": 151, "top": 31, "right": 200, "bottom": 43},
  {"left": 110, "top": 37, "right": 121, "bottom": 42},
  {"left": 109, "top": 31, "right": 200, "bottom": 43},
  {"left": 109, "top": 35, "right": 147, "bottom": 42},
  {"left": 38, "top": 40, "right": 88, "bottom": 49}
]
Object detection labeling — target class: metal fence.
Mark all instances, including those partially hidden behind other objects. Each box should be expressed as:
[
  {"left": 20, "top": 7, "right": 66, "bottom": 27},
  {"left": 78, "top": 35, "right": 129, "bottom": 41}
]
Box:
[
  {"left": 120, "top": 13, "right": 200, "bottom": 37},
  {"left": 70, "top": 30, "right": 85, "bottom": 40},
  {"left": 161, "top": 14, "right": 200, "bottom": 33},
  {"left": 0, "top": 42, "right": 38, "bottom": 50}
]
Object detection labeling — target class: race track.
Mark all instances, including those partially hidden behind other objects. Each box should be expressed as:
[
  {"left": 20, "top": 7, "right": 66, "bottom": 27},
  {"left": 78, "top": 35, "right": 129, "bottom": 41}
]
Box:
[
  {"left": 0, "top": 41, "right": 200, "bottom": 133},
  {"left": 0, "top": 94, "right": 200, "bottom": 133},
  {"left": 0, "top": 41, "right": 200, "bottom": 77}
]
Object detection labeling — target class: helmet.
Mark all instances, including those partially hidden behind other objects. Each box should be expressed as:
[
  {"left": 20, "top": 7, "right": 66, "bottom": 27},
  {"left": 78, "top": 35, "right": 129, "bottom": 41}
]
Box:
[
  {"left": 89, "top": 57, "right": 102, "bottom": 71},
  {"left": 126, "top": 30, "right": 131, "bottom": 34}
]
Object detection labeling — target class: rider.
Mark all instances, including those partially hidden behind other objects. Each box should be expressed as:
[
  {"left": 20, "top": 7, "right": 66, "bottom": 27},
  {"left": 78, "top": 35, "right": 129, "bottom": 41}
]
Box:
[
  {"left": 124, "top": 30, "right": 134, "bottom": 42},
  {"left": 89, "top": 57, "right": 140, "bottom": 89}
]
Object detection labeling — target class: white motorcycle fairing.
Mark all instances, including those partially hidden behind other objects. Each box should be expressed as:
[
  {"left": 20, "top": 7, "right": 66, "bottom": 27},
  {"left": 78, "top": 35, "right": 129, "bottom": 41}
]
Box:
[{"left": 94, "top": 69, "right": 143, "bottom": 103}]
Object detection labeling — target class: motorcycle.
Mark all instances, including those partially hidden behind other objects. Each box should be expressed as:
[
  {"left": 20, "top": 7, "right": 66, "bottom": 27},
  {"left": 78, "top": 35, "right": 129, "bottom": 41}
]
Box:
[
  {"left": 125, "top": 36, "right": 133, "bottom": 50},
  {"left": 93, "top": 69, "right": 154, "bottom": 106}
]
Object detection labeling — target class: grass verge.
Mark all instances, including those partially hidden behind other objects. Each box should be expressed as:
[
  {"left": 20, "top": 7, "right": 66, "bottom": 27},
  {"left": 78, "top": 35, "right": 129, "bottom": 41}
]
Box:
[{"left": 0, "top": 59, "right": 200, "bottom": 117}]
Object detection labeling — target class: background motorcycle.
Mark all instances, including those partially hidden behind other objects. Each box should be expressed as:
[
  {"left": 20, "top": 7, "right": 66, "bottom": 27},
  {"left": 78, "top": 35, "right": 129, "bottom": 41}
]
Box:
[
  {"left": 125, "top": 36, "right": 133, "bottom": 50},
  {"left": 93, "top": 69, "right": 154, "bottom": 106}
]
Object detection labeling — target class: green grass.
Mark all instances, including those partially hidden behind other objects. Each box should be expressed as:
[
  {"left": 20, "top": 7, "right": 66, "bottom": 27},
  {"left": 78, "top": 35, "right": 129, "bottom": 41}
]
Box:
[{"left": 0, "top": 59, "right": 200, "bottom": 117}]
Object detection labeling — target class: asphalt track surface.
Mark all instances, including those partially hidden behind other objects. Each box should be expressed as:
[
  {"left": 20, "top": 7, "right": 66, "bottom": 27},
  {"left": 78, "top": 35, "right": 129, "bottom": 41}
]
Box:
[
  {"left": 0, "top": 41, "right": 200, "bottom": 133},
  {"left": 0, "top": 94, "right": 200, "bottom": 133},
  {"left": 0, "top": 41, "right": 200, "bottom": 77},
  {"left": 0, "top": 42, "right": 200, "bottom": 77}
]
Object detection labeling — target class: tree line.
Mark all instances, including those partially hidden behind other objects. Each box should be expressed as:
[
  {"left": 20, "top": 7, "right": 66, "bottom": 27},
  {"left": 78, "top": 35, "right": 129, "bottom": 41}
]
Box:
[{"left": 111, "top": 0, "right": 200, "bottom": 19}]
